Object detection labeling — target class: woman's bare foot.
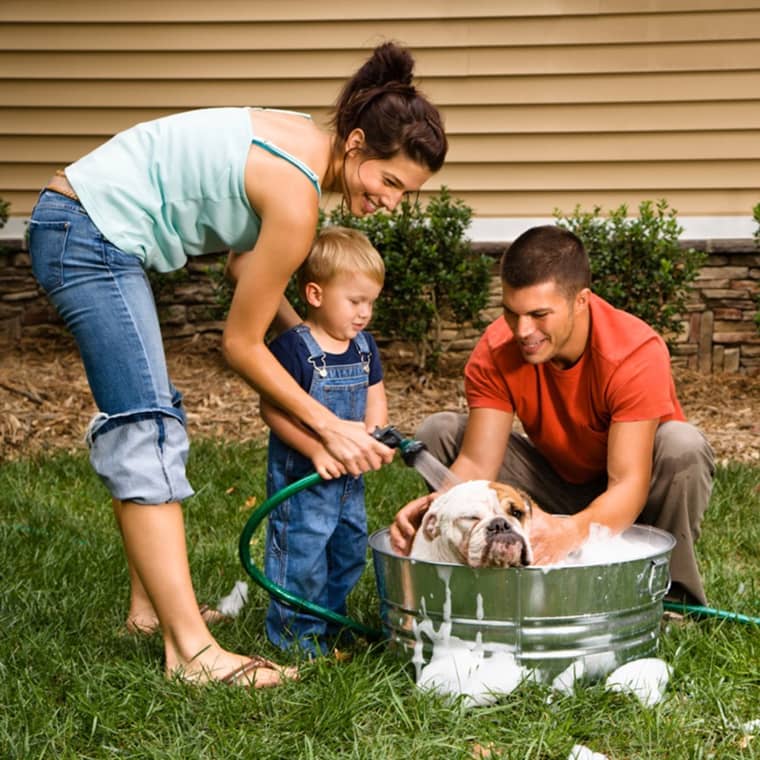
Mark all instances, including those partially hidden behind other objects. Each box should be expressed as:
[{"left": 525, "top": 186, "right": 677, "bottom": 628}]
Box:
[
  {"left": 125, "top": 603, "right": 231, "bottom": 636},
  {"left": 197, "top": 603, "right": 231, "bottom": 626},
  {"left": 123, "top": 607, "right": 161, "bottom": 635},
  {"left": 124, "top": 618, "right": 159, "bottom": 635}
]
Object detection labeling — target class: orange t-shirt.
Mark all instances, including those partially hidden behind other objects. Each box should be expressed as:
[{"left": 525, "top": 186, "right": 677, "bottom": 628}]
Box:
[{"left": 464, "top": 293, "right": 684, "bottom": 484}]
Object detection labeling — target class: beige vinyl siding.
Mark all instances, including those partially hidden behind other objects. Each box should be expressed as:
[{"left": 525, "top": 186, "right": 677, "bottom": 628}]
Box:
[{"left": 1, "top": 2, "right": 759, "bottom": 222}]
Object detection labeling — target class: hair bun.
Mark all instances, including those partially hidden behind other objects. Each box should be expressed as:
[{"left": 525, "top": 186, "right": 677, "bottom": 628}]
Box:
[
  {"left": 330, "top": 41, "right": 447, "bottom": 172},
  {"left": 370, "top": 41, "right": 415, "bottom": 87}
]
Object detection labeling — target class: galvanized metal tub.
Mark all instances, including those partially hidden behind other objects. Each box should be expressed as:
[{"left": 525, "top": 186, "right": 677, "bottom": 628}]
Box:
[{"left": 369, "top": 525, "right": 675, "bottom": 681}]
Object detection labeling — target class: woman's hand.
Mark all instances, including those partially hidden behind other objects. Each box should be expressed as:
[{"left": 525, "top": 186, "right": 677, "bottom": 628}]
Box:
[
  {"left": 320, "top": 418, "right": 395, "bottom": 477},
  {"left": 389, "top": 492, "right": 437, "bottom": 556}
]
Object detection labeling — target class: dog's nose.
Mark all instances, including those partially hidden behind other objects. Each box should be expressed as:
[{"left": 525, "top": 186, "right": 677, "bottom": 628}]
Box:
[{"left": 487, "top": 517, "right": 512, "bottom": 536}]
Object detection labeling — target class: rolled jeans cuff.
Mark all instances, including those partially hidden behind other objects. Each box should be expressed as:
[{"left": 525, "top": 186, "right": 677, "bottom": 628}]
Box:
[{"left": 87, "top": 411, "right": 194, "bottom": 505}]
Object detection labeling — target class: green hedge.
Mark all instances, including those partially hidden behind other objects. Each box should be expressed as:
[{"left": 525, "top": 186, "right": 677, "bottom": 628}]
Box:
[
  {"left": 554, "top": 199, "right": 706, "bottom": 343},
  {"left": 314, "top": 187, "right": 492, "bottom": 369}
]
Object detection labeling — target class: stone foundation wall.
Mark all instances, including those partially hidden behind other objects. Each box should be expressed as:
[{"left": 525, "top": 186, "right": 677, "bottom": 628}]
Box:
[
  {"left": 2, "top": 237, "right": 758, "bottom": 375},
  {"left": 0, "top": 246, "right": 228, "bottom": 346},
  {"left": 672, "top": 239, "right": 759, "bottom": 375}
]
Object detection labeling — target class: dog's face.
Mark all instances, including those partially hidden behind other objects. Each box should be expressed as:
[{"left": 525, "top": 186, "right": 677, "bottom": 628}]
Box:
[{"left": 410, "top": 480, "right": 533, "bottom": 567}]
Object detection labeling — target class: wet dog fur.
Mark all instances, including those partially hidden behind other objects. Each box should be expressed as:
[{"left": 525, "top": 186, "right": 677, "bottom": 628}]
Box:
[{"left": 409, "top": 480, "right": 534, "bottom": 568}]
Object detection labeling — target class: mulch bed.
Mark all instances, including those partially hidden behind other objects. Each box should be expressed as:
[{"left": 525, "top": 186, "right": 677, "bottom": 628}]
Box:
[{"left": 1, "top": 335, "right": 758, "bottom": 466}]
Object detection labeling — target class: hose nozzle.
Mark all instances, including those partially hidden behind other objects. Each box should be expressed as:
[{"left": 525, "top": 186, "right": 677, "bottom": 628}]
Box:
[{"left": 371, "top": 425, "right": 426, "bottom": 467}]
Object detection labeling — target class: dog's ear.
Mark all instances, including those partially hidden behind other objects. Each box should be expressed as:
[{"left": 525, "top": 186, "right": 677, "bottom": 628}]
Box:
[
  {"left": 517, "top": 488, "right": 534, "bottom": 517},
  {"left": 421, "top": 510, "right": 440, "bottom": 541}
]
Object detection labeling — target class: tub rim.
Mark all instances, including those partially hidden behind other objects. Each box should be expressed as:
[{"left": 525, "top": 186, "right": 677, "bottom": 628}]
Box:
[{"left": 368, "top": 523, "right": 676, "bottom": 572}]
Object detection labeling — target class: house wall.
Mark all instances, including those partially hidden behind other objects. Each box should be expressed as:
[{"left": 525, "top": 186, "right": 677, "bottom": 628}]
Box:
[{"left": 1, "top": 1, "right": 759, "bottom": 224}]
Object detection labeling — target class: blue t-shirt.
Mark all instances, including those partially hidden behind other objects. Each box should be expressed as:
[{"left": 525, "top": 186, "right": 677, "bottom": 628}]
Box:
[{"left": 269, "top": 326, "right": 383, "bottom": 392}]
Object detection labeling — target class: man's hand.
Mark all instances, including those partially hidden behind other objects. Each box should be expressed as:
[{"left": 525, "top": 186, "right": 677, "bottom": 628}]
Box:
[
  {"left": 389, "top": 493, "right": 436, "bottom": 555},
  {"left": 528, "top": 504, "right": 585, "bottom": 565}
]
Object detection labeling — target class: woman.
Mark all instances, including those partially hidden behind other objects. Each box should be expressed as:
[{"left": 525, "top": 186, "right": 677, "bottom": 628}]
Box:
[{"left": 28, "top": 42, "right": 447, "bottom": 688}]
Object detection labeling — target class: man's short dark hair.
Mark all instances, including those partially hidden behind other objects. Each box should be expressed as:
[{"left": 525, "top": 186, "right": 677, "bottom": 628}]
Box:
[{"left": 500, "top": 225, "right": 591, "bottom": 299}]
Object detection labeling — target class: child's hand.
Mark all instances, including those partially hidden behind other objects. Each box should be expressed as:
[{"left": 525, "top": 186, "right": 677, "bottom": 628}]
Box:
[{"left": 311, "top": 448, "right": 347, "bottom": 480}]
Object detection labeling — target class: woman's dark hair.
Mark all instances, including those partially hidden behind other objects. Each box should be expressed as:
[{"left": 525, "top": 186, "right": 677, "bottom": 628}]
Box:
[
  {"left": 500, "top": 226, "right": 591, "bottom": 299},
  {"left": 330, "top": 42, "right": 448, "bottom": 172}
]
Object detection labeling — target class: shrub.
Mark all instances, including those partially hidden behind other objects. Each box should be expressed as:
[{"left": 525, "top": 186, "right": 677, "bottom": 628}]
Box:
[
  {"left": 554, "top": 199, "right": 706, "bottom": 343},
  {"left": 322, "top": 187, "right": 492, "bottom": 369},
  {"left": 206, "top": 189, "right": 491, "bottom": 369},
  {"left": 0, "top": 196, "right": 9, "bottom": 229}
]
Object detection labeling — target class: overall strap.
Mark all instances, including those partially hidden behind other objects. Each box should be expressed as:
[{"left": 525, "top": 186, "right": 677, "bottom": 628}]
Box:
[
  {"left": 294, "top": 324, "right": 328, "bottom": 378},
  {"left": 353, "top": 331, "right": 371, "bottom": 374}
]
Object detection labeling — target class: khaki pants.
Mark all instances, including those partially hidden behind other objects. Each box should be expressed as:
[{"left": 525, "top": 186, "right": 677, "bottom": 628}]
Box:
[{"left": 416, "top": 413, "right": 715, "bottom": 606}]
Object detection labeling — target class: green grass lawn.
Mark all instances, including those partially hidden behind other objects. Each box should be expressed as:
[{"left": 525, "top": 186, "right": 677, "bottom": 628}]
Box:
[{"left": 1, "top": 441, "right": 759, "bottom": 759}]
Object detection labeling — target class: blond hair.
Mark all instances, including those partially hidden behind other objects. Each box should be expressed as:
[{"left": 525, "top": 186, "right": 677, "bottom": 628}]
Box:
[{"left": 297, "top": 226, "right": 385, "bottom": 298}]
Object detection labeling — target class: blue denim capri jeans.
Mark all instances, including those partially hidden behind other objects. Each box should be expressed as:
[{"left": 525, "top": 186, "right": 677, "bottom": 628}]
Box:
[{"left": 28, "top": 190, "right": 194, "bottom": 505}]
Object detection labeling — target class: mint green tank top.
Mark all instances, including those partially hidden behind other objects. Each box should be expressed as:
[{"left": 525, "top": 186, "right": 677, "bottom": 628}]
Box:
[{"left": 66, "top": 107, "right": 321, "bottom": 272}]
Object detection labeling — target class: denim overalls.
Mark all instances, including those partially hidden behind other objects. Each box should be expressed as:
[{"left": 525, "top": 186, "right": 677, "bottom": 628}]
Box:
[{"left": 264, "top": 325, "right": 372, "bottom": 656}]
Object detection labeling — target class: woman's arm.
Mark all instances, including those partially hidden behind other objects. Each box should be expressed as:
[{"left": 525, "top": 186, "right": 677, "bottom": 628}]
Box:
[
  {"left": 225, "top": 252, "right": 300, "bottom": 338},
  {"left": 222, "top": 160, "right": 391, "bottom": 475},
  {"left": 260, "top": 398, "right": 345, "bottom": 479}
]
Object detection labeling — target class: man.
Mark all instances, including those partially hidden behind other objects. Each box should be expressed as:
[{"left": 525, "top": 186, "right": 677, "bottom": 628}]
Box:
[{"left": 391, "top": 225, "right": 714, "bottom": 605}]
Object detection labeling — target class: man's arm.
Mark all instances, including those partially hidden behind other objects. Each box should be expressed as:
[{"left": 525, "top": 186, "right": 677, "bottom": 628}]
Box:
[
  {"left": 390, "top": 407, "right": 513, "bottom": 553},
  {"left": 449, "top": 407, "right": 514, "bottom": 481},
  {"left": 529, "top": 418, "right": 658, "bottom": 564}
]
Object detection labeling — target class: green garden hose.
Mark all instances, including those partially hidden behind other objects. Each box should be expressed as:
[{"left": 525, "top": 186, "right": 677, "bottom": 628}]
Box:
[
  {"left": 237, "top": 427, "right": 424, "bottom": 641},
  {"left": 663, "top": 600, "right": 760, "bottom": 625},
  {"left": 238, "top": 470, "right": 384, "bottom": 640}
]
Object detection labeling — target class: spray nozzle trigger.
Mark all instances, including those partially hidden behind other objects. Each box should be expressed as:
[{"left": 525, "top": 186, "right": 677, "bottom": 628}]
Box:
[{"left": 371, "top": 425, "right": 427, "bottom": 467}]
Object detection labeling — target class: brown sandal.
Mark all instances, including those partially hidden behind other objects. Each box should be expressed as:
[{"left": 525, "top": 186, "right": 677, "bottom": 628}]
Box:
[
  {"left": 198, "top": 603, "right": 232, "bottom": 626},
  {"left": 221, "top": 656, "right": 299, "bottom": 689}
]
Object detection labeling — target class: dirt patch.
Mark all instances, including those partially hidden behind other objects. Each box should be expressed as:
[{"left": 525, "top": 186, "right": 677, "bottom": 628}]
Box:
[{"left": 1, "top": 335, "right": 758, "bottom": 466}]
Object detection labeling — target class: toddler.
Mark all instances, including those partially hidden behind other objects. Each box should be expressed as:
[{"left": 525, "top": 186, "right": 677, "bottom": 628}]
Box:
[{"left": 261, "top": 226, "right": 387, "bottom": 656}]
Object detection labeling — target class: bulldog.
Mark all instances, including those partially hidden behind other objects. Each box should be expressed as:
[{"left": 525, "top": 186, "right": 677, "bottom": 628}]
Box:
[{"left": 409, "top": 480, "right": 534, "bottom": 568}]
